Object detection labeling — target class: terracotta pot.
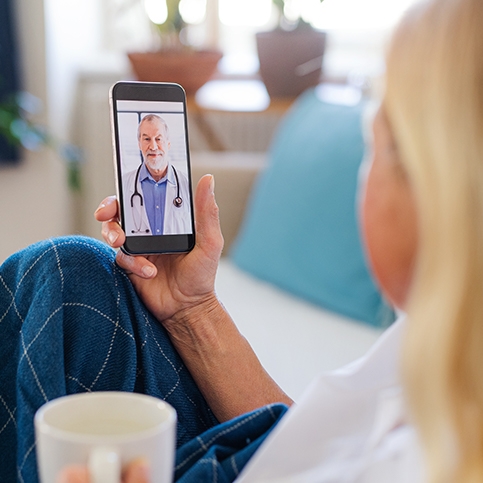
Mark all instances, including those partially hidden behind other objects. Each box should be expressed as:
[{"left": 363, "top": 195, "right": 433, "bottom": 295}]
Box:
[
  {"left": 256, "top": 28, "right": 327, "bottom": 98},
  {"left": 127, "top": 50, "right": 222, "bottom": 95}
]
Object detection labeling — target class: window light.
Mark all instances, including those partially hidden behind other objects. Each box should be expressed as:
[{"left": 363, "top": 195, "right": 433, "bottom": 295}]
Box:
[
  {"left": 308, "top": 0, "right": 417, "bottom": 30},
  {"left": 219, "top": 0, "right": 272, "bottom": 27},
  {"left": 144, "top": 0, "right": 168, "bottom": 25},
  {"left": 179, "top": 0, "right": 207, "bottom": 24}
]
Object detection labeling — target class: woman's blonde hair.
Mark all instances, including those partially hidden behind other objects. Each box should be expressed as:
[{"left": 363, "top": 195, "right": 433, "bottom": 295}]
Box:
[{"left": 384, "top": 0, "right": 483, "bottom": 480}]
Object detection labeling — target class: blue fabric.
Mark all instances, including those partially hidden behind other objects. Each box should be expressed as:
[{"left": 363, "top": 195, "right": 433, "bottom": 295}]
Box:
[
  {"left": 0, "top": 236, "right": 286, "bottom": 482},
  {"left": 175, "top": 403, "right": 287, "bottom": 482},
  {"left": 140, "top": 162, "right": 167, "bottom": 235},
  {"left": 231, "top": 89, "right": 394, "bottom": 327}
]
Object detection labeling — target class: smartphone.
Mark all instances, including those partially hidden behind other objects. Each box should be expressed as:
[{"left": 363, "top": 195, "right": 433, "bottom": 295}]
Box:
[{"left": 109, "top": 81, "right": 195, "bottom": 255}]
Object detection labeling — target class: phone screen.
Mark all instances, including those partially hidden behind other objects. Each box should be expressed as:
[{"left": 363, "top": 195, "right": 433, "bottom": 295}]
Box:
[{"left": 110, "top": 82, "right": 195, "bottom": 255}]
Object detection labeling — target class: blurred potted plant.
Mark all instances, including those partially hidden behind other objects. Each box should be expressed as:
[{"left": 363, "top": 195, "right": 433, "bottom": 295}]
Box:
[
  {"left": 0, "top": 91, "right": 82, "bottom": 190},
  {"left": 256, "top": 0, "right": 327, "bottom": 98},
  {"left": 127, "top": 0, "right": 222, "bottom": 95}
]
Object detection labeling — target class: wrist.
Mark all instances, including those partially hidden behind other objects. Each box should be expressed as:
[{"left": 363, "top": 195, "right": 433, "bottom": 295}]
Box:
[
  {"left": 162, "top": 294, "right": 231, "bottom": 352},
  {"left": 162, "top": 293, "right": 294, "bottom": 421}
]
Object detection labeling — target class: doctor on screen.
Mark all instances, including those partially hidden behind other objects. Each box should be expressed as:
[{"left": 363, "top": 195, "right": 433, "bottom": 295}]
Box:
[{"left": 122, "top": 114, "right": 192, "bottom": 236}]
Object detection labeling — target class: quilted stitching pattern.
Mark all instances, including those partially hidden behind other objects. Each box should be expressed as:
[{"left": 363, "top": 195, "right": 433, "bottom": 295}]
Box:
[
  {"left": 0, "top": 236, "right": 286, "bottom": 483},
  {"left": 0, "top": 236, "right": 216, "bottom": 482}
]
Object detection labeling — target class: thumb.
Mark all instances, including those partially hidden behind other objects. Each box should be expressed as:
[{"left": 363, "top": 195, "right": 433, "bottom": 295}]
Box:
[{"left": 194, "top": 174, "right": 224, "bottom": 258}]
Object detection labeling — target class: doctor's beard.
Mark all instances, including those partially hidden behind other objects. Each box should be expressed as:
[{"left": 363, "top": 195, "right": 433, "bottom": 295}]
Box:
[{"left": 144, "top": 151, "right": 168, "bottom": 175}]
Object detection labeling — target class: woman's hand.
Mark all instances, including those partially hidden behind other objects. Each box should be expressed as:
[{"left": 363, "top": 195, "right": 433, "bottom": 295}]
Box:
[
  {"left": 94, "top": 174, "right": 224, "bottom": 322},
  {"left": 95, "top": 174, "right": 291, "bottom": 420}
]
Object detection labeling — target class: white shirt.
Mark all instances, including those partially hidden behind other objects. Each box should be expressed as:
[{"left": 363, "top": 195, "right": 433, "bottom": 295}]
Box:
[
  {"left": 122, "top": 164, "right": 192, "bottom": 236},
  {"left": 236, "top": 318, "right": 425, "bottom": 482}
]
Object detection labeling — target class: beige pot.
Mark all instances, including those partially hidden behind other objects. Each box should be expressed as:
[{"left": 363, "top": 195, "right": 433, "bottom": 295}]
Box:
[
  {"left": 127, "top": 50, "right": 222, "bottom": 95},
  {"left": 256, "top": 28, "right": 327, "bottom": 98}
]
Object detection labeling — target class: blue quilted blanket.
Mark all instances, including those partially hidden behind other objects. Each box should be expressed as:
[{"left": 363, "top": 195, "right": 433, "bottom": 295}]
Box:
[{"left": 0, "top": 236, "right": 287, "bottom": 482}]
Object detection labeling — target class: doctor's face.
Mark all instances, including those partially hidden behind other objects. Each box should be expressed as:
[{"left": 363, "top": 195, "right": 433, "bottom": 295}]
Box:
[
  {"left": 359, "top": 106, "right": 418, "bottom": 309},
  {"left": 138, "top": 118, "right": 171, "bottom": 179}
]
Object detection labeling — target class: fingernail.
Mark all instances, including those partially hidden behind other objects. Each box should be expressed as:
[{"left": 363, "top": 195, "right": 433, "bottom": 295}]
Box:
[
  {"left": 94, "top": 202, "right": 106, "bottom": 215},
  {"left": 142, "top": 265, "right": 155, "bottom": 278},
  {"left": 108, "top": 231, "right": 119, "bottom": 245},
  {"left": 95, "top": 196, "right": 115, "bottom": 214},
  {"left": 209, "top": 175, "right": 215, "bottom": 194}
]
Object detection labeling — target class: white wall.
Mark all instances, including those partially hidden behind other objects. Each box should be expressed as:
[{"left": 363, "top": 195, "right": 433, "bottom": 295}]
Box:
[
  {"left": 0, "top": 0, "right": 400, "bottom": 263},
  {"left": 0, "top": 0, "right": 72, "bottom": 262},
  {"left": 44, "top": 0, "right": 104, "bottom": 139},
  {"left": 0, "top": 0, "right": 124, "bottom": 262}
]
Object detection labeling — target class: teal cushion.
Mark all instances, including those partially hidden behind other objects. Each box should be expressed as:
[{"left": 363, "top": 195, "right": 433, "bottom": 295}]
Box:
[{"left": 230, "top": 89, "right": 393, "bottom": 327}]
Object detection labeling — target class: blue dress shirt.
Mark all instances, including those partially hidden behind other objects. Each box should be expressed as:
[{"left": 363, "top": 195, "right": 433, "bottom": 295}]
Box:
[{"left": 139, "top": 163, "right": 167, "bottom": 235}]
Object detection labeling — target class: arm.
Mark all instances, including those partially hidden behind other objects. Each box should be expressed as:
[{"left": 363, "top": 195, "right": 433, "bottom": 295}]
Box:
[{"left": 95, "top": 174, "right": 292, "bottom": 421}]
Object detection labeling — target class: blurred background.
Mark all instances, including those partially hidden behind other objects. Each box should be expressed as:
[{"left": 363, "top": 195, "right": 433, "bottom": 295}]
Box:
[{"left": 0, "top": 0, "right": 417, "bottom": 262}]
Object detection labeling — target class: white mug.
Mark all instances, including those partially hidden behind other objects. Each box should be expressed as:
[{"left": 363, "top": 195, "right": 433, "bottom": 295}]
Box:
[{"left": 34, "top": 391, "right": 177, "bottom": 483}]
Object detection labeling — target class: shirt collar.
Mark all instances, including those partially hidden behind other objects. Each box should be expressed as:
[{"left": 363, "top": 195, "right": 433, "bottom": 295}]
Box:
[{"left": 139, "top": 163, "right": 175, "bottom": 185}]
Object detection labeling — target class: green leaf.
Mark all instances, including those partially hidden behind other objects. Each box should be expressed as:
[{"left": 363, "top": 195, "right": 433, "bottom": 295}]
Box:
[{"left": 0, "top": 91, "right": 83, "bottom": 191}]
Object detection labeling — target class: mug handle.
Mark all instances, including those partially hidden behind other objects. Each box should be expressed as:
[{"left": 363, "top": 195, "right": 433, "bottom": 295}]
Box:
[{"left": 88, "top": 446, "right": 121, "bottom": 483}]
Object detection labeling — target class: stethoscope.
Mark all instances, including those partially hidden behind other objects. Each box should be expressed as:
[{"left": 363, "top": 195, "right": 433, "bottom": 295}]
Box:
[{"left": 130, "top": 163, "right": 183, "bottom": 234}]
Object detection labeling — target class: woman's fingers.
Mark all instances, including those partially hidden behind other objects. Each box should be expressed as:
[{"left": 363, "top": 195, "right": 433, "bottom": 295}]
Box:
[
  {"left": 116, "top": 250, "right": 157, "bottom": 279},
  {"left": 94, "top": 196, "right": 118, "bottom": 222},
  {"left": 123, "top": 459, "right": 150, "bottom": 483},
  {"left": 56, "top": 459, "right": 149, "bottom": 483},
  {"left": 56, "top": 466, "right": 89, "bottom": 483},
  {"left": 94, "top": 175, "right": 223, "bottom": 280},
  {"left": 94, "top": 195, "right": 154, "bottom": 277},
  {"left": 95, "top": 196, "right": 126, "bottom": 249},
  {"left": 95, "top": 194, "right": 155, "bottom": 279},
  {"left": 101, "top": 220, "right": 125, "bottom": 248}
]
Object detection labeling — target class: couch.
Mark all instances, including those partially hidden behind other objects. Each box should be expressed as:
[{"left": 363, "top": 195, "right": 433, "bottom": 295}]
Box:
[{"left": 190, "top": 86, "right": 393, "bottom": 401}]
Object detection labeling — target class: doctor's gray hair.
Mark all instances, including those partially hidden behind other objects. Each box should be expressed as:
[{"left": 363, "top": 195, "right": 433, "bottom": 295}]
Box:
[{"left": 137, "top": 114, "right": 170, "bottom": 140}]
